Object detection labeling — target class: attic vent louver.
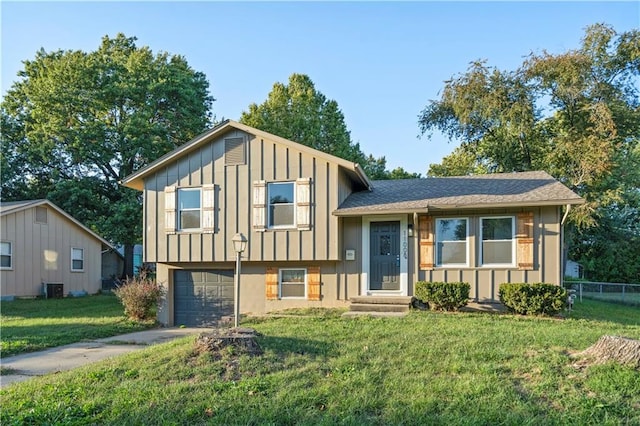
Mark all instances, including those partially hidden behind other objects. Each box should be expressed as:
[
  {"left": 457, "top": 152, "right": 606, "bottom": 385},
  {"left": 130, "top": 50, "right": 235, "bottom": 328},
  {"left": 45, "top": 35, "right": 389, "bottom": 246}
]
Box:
[
  {"left": 35, "top": 206, "right": 48, "bottom": 224},
  {"left": 225, "top": 137, "right": 246, "bottom": 165}
]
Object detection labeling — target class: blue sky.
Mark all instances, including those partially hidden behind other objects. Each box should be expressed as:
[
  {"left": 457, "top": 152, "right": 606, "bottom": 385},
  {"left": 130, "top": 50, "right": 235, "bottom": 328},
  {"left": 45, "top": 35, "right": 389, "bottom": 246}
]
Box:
[{"left": 2, "top": 1, "right": 638, "bottom": 175}]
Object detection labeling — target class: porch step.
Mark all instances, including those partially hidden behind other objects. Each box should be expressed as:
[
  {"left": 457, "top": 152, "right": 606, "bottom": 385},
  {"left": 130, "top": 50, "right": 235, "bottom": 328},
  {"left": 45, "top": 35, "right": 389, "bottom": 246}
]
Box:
[
  {"left": 349, "top": 303, "right": 410, "bottom": 313},
  {"left": 346, "top": 296, "right": 414, "bottom": 318},
  {"left": 349, "top": 296, "right": 414, "bottom": 306}
]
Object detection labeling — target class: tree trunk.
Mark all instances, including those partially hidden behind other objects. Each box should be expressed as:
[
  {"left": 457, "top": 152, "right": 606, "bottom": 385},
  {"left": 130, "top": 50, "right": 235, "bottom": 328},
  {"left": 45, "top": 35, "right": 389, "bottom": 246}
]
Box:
[
  {"left": 123, "top": 244, "right": 135, "bottom": 278},
  {"left": 575, "top": 335, "right": 640, "bottom": 368},
  {"left": 194, "top": 328, "right": 262, "bottom": 356}
]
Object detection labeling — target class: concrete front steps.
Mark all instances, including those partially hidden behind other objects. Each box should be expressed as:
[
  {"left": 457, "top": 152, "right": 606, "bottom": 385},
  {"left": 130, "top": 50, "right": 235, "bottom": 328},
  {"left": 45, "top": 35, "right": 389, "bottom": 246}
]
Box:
[{"left": 342, "top": 296, "right": 414, "bottom": 318}]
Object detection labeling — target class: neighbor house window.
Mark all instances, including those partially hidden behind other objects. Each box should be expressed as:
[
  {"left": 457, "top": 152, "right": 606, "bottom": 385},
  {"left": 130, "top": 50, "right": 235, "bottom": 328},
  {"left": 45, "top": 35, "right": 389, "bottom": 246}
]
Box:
[
  {"left": 435, "top": 218, "right": 468, "bottom": 266},
  {"left": 268, "top": 182, "right": 295, "bottom": 228},
  {"left": 279, "top": 268, "right": 306, "bottom": 298},
  {"left": 480, "top": 216, "right": 515, "bottom": 266},
  {"left": 178, "top": 188, "right": 201, "bottom": 230},
  {"left": 1, "top": 242, "right": 12, "bottom": 269},
  {"left": 71, "top": 248, "right": 84, "bottom": 271}
]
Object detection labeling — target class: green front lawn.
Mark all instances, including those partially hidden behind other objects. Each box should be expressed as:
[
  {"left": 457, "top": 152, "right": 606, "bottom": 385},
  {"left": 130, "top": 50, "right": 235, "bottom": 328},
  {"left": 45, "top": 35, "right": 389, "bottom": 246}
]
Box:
[
  {"left": 0, "top": 295, "right": 156, "bottom": 357},
  {"left": 2, "top": 300, "right": 639, "bottom": 425}
]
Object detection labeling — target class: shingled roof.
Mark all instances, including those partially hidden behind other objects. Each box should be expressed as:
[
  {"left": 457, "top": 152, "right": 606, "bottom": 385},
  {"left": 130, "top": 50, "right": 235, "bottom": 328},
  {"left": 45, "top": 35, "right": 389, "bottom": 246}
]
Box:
[{"left": 334, "top": 171, "right": 583, "bottom": 216}]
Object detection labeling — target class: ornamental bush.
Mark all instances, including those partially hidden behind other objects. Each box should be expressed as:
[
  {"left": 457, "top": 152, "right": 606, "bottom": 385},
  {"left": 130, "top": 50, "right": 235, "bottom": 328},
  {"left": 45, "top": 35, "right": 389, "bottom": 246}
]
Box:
[
  {"left": 499, "top": 283, "right": 567, "bottom": 316},
  {"left": 114, "top": 271, "right": 165, "bottom": 321},
  {"left": 414, "top": 281, "right": 470, "bottom": 311}
]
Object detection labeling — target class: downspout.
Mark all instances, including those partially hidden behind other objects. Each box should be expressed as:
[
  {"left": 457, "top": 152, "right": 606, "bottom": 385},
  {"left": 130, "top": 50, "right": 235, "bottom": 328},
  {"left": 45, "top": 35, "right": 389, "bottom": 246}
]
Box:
[
  {"left": 561, "top": 204, "right": 572, "bottom": 225},
  {"left": 560, "top": 204, "right": 572, "bottom": 287},
  {"left": 413, "top": 212, "right": 419, "bottom": 290}
]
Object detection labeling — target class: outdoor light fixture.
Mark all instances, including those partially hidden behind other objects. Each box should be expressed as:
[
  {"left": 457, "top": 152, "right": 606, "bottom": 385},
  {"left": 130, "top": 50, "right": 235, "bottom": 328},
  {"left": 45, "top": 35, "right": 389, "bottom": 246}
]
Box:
[
  {"left": 232, "top": 232, "right": 248, "bottom": 254},
  {"left": 232, "top": 233, "right": 247, "bottom": 328},
  {"left": 407, "top": 223, "right": 414, "bottom": 237}
]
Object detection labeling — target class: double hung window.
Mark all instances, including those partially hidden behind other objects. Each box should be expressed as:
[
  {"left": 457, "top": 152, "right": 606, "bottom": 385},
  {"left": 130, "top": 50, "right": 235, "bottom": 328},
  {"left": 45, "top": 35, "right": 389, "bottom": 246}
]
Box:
[
  {"left": 435, "top": 218, "right": 468, "bottom": 266},
  {"left": 279, "top": 269, "right": 306, "bottom": 298},
  {"left": 480, "top": 217, "right": 515, "bottom": 265},
  {"left": 1, "top": 242, "right": 12, "bottom": 269},
  {"left": 178, "top": 188, "right": 201, "bottom": 230},
  {"left": 268, "top": 182, "right": 295, "bottom": 228},
  {"left": 71, "top": 248, "right": 84, "bottom": 271}
]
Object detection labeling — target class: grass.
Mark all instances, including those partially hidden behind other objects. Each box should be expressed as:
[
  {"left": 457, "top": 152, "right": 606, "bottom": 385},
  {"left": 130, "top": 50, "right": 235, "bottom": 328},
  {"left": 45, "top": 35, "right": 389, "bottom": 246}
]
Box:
[
  {"left": 0, "top": 294, "right": 156, "bottom": 357},
  {"left": 1, "top": 299, "right": 639, "bottom": 425}
]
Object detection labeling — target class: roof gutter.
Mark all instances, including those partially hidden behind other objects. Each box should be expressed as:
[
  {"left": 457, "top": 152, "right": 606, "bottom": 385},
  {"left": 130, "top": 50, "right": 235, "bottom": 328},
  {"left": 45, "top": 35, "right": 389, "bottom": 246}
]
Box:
[
  {"left": 333, "top": 199, "right": 583, "bottom": 217},
  {"left": 333, "top": 208, "right": 430, "bottom": 217},
  {"left": 353, "top": 163, "right": 373, "bottom": 190}
]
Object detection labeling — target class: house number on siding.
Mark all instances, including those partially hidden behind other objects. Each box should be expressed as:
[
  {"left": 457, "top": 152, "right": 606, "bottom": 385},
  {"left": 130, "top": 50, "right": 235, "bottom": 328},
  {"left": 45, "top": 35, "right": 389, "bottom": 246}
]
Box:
[{"left": 402, "top": 230, "right": 408, "bottom": 260}]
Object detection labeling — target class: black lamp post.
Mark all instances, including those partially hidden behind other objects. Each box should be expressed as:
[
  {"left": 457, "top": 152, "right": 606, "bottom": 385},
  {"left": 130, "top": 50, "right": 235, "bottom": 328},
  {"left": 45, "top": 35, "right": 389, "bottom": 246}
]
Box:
[{"left": 232, "top": 233, "right": 247, "bottom": 328}]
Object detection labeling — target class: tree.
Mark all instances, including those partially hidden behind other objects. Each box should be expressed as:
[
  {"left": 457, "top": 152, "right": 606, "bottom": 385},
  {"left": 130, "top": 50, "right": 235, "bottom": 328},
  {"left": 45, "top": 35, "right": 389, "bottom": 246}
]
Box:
[
  {"left": 419, "top": 24, "right": 640, "bottom": 282},
  {"left": 426, "top": 145, "right": 488, "bottom": 177},
  {"left": 1, "top": 34, "right": 213, "bottom": 276},
  {"left": 387, "top": 167, "right": 422, "bottom": 180},
  {"left": 240, "top": 73, "right": 390, "bottom": 179}
]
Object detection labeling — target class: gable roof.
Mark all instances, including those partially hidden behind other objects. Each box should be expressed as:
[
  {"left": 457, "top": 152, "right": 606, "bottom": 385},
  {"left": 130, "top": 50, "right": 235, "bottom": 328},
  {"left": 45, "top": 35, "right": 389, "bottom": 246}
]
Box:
[
  {"left": 0, "top": 199, "right": 117, "bottom": 250},
  {"left": 121, "top": 120, "right": 372, "bottom": 191},
  {"left": 334, "top": 171, "right": 584, "bottom": 216}
]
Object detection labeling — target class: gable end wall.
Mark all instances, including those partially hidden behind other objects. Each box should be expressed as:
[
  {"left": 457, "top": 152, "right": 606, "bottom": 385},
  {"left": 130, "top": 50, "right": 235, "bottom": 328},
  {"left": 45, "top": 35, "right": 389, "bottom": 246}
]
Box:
[
  {"left": 144, "top": 131, "right": 344, "bottom": 263},
  {"left": 1, "top": 207, "right": 102, "bottom": 297}
]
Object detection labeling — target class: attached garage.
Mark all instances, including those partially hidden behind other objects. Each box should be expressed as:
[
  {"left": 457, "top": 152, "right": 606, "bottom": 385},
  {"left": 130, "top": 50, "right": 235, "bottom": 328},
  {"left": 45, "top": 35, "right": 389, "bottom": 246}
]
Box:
[{"left": 173, "top": 269, "right": 234, "bottom": 327}]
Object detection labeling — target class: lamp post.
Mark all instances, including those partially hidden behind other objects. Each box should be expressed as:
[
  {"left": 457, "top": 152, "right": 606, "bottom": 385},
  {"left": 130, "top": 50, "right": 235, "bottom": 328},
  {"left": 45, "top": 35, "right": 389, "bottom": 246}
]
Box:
[{"left": 232, "top": 233, "right": 247, "bottom": 328}]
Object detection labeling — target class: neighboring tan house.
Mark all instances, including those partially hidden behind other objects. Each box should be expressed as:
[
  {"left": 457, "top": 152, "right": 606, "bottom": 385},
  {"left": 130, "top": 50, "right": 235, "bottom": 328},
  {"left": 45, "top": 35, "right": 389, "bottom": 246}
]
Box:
[
  {"left": 122, "top": 120, "right": 584, "bottom": 327},
  {"left": 0, "top": 199, "right": 121, "bottom": 299}
]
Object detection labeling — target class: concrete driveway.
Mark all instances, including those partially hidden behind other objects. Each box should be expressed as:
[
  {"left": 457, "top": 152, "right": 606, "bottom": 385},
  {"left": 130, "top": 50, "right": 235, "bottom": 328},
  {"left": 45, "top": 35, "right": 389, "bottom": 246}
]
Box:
[{"left": 1, "top": 327, "right": 209, "bottom": 388}]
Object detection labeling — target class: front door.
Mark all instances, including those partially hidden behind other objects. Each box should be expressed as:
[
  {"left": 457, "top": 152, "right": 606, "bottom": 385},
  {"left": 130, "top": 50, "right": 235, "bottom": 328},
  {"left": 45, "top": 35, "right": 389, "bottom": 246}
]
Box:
[{"left": 369, "top": 221, "right": 400, "bottom": 291}]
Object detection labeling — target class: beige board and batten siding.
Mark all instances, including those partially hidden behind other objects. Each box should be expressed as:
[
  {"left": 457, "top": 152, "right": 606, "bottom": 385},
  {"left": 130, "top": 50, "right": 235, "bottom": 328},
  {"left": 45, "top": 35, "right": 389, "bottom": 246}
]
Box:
[
  {"left": 0, "top": 205, "right": 102, "bottom": 297},
  {"left": 143, "top": 130, "right": 345, "bottom": 264},
  {"left": 417, "top": 206, "right": 562, "bottom": 302}
]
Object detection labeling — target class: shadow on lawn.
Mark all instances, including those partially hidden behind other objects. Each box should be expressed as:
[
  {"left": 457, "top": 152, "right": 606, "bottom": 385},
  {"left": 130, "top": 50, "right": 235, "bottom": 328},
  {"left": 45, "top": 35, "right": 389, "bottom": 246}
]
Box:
[{"left": 258, "top": 335, "right": 336, "bottom": 359}]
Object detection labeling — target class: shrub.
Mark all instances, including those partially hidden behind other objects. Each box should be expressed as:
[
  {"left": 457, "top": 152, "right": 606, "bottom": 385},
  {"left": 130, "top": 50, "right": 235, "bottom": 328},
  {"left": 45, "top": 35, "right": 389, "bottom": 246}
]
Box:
[
  {"left": 499, "top": 283, "right": 567, "bottom": 316},
  {"left": 414, "top": 281, "right": 470, "bottom": 311},
  {"left": 114, "top": 271, "right": 165, "bottom": 321}
]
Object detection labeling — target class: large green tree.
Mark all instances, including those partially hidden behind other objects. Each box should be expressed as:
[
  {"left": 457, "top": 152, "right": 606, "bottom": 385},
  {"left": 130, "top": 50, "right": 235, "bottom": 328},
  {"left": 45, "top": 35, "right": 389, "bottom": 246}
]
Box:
[
  {"left": 419, "top": 24, "right": 640, "bottom": 282},
  {"left": 240, "top": 73, "right": 396, "bottom": 179},
  {"left": 1, "top": 34, "right": 213, "bottom": 276}
]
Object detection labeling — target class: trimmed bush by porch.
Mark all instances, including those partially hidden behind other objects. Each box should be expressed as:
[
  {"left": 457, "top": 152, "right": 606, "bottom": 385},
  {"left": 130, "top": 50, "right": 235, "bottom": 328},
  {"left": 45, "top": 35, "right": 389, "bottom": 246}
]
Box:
[{"left": 414, "top": 281, "right": 470, "bottom": 311}]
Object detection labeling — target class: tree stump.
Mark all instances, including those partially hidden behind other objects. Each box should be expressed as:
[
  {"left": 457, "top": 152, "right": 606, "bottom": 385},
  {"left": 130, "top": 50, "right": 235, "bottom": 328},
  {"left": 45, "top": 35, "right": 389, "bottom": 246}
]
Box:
[
  {"left": 574, "top": 335, "right": 640, "bottom": 369},
  {"left": 194, "top": 327, "right": 263, "bottom": 356}
]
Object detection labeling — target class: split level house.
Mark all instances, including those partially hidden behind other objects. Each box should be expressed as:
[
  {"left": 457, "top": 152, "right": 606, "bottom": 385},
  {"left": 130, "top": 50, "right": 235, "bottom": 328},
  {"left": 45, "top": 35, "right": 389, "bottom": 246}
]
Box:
[
  {"left": 122, "top": 120, "right": 584, "bottom": 327},
  {"left": 0, "top": 199, "right": 123, "bottom": 300}
]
